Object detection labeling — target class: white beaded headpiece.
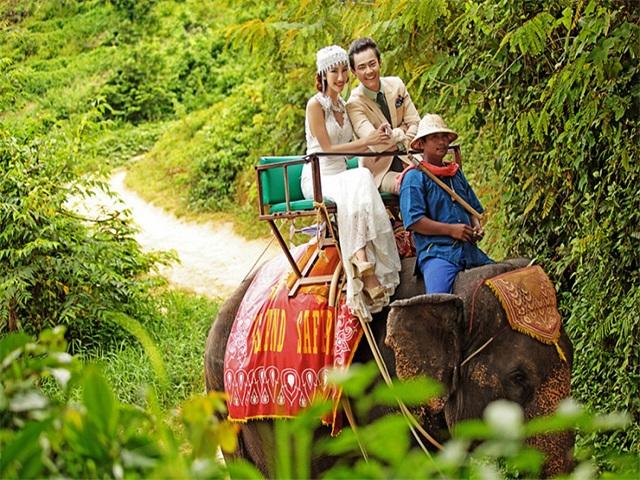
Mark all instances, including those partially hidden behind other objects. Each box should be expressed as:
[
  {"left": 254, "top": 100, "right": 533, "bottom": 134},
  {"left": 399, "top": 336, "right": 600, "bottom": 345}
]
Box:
[{"left": 316, "top": 45, "right": 348, "bottom": 74}]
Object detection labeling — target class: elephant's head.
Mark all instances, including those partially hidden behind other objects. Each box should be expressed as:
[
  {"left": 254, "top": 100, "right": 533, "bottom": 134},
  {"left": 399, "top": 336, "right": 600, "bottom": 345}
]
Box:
[{"left": 385, "top": 262, "right": 574, "bottom": 477}]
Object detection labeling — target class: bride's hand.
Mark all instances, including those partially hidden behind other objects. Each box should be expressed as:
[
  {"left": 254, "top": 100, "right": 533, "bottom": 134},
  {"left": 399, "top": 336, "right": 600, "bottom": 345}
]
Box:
[{"left": 365, "top": 123, "right": 391, "bottom": 145}]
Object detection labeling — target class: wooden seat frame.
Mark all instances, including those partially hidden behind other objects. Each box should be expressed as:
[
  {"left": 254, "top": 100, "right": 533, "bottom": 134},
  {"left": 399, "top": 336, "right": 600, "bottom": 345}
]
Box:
[{"left": 256, "top": 154, "right": 338, "bottom": 296}]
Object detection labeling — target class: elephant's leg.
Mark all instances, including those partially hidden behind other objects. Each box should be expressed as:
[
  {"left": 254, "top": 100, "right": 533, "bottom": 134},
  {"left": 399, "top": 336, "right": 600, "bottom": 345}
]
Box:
[
  {"left": 385, "top": 294, "right": 465, "bottom": 444},
  {"left": 227, "top": 421, "right": 341, "bottom": 478}
]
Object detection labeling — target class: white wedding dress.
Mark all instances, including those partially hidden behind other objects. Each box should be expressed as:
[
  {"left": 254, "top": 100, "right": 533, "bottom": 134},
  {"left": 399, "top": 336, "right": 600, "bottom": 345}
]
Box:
[{"left": 301, "top": 92, "right": 401, "bottom": 321}]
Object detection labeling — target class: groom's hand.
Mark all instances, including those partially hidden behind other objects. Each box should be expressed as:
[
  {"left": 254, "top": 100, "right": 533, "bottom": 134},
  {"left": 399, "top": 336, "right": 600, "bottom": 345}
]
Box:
[{"left": 390, "top": 128, "right": 406, "bottom": 145}]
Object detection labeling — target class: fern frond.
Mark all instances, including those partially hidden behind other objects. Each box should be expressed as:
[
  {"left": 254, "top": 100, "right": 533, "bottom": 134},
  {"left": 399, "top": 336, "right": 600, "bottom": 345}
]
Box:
[
  {"left": 508, "top": 12, "right": 555, "bottom": 56},
  {"left": 522, "top": 174, "right": 538, "bottom": 191},
  {"left": 541, "top": 191, "right": 556, "bottom": 218},
  {"left": 523, "top": 190, "right": 542, "bottom": 217}
]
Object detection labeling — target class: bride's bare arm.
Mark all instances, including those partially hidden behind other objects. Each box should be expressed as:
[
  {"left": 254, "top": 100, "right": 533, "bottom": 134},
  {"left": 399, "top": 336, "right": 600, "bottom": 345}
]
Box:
[{"left": 307, "top": 99, "right": 390, "bottom": 153}]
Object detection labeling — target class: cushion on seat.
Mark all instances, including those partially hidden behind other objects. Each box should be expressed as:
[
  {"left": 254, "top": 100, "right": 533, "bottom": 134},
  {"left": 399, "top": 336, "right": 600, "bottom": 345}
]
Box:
[
  {"left": 380, "top": 192, "right": 396, "bottom": 202},
  {"left": 269, "top": 198, "right": 336, "bottom": 213},
  {"left": 346, "top": 157, "right": 359, "bottom": 169}
]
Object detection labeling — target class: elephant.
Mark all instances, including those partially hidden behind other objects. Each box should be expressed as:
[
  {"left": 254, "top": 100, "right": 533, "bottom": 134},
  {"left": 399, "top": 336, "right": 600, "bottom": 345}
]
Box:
[{"left": 204, "top": 257, "right": 574, "bottom": 477}]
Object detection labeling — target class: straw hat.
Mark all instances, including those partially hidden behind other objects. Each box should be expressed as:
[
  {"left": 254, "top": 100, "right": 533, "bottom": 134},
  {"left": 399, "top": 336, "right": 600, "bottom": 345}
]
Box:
[
  {"left": 410, "top": 114, "right": 458, "bottom": 150},
  {"left": 316, "top": 45, "right": 348, "bottom": 74}
]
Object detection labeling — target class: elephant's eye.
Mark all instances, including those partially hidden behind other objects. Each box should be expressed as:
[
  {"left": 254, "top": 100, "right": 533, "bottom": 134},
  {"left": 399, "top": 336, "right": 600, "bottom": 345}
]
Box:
[
  {"left": 510, "top": 369, "right": 527, "bottom": 385},
  {"left": 506, "top": 368, "right": 534, "bottom": 404}
]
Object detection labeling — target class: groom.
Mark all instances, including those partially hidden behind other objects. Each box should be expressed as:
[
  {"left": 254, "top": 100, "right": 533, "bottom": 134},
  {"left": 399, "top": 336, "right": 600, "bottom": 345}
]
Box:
[{"left": 346, "top": 37, "right": 420, "bottom": 194}]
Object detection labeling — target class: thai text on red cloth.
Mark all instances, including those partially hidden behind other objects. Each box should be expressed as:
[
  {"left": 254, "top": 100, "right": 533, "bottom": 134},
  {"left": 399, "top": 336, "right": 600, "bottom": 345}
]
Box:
[{"left": 223, "top": 242, "right": 362, "bottom": 432}]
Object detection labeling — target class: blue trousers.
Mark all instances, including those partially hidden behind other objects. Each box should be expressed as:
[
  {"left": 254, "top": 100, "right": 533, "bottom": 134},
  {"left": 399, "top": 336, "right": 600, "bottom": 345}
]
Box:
[{"left": 419, "top": 257, "right": 461, "bottom": 294}]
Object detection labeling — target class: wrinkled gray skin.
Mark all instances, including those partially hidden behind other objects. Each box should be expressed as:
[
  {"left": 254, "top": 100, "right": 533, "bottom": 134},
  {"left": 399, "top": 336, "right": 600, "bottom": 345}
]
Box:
[{"left": 204, "top": 257, "right": 574, "bottom": 477}]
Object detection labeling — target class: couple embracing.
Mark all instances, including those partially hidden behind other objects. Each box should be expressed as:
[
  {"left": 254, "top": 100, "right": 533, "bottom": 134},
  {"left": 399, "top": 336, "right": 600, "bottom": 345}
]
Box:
[{"left": 301, "top": 37, "right": 419, "bottom": 322}]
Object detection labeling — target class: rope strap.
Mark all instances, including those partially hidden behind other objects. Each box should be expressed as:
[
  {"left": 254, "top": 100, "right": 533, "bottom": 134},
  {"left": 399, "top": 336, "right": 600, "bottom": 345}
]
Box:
[{"left": 357, "top": 314, "right": 444, "bottom": 453}]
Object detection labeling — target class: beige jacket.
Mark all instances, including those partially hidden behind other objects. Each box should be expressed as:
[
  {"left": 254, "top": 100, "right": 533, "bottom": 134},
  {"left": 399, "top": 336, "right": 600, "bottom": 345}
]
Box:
[{"left": 346, "top": 76, "right": 420, "bottom": 187}]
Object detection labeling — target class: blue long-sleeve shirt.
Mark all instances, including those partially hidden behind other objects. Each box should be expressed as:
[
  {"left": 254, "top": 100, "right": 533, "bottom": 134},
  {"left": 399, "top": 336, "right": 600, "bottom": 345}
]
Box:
[{"left": 399, "top": 168, "right": 492, "bottom": 269}]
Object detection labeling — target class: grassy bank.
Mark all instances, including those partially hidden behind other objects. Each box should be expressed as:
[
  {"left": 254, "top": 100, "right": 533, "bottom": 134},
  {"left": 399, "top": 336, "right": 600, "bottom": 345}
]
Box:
[{"left": 91, "top": 288, "right": 219, "bottom": 409}]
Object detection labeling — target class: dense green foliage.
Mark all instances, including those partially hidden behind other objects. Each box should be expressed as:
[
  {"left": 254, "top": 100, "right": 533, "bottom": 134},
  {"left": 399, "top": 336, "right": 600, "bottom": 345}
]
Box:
[
  {"left": 2, "top": 329, "right": 635, "bottom": 479},
  {"left": 1, "top": 0, "right": 638, "bottom": 472},
  {"left": 0, "top": 327, "right": 238, "bottom": 479},
  {"left": 1, "top": 0, "right": 167, "bottom": 348},
  {"left": 96, "top": 290, "right": 220, "bottom": 408}
]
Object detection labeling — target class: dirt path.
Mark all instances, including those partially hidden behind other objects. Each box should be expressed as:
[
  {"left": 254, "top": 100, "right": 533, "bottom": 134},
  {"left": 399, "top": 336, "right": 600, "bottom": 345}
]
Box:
[{"left": 80, "top": 171, "right": 279, "bottom": 299}]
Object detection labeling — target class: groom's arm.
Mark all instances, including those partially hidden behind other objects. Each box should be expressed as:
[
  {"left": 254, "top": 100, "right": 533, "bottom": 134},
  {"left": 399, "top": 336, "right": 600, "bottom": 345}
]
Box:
[{"left": 346, "top": 99, "right": 396, "bottom": 154}]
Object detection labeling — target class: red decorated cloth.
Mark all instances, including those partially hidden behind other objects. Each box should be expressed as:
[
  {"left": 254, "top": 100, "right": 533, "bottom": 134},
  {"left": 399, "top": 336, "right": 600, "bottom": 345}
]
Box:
[
  {"left": 393, "top": 220, "right": 416, "bottom": 259},
  {"left": 223, "top": 242, "right": 363, "bottom": 433}
]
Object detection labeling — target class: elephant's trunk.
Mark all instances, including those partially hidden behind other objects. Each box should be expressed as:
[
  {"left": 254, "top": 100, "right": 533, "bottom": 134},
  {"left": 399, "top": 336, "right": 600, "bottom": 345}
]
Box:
[{"left": 525, "top": 365, "right": 575, "bottom": 477}]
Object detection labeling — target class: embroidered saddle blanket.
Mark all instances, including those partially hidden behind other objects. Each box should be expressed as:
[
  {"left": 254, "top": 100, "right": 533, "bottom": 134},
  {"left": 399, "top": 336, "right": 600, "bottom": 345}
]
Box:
[
  {"left": 223, "top": 241, "right": 362, "bottom": 433},
  {"left": 485, "top": 265, "right": 566, "bottom": 361}
]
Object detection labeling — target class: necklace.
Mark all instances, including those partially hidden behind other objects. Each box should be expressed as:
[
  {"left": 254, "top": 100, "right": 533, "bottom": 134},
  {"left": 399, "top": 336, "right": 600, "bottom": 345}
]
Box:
[
  {"left": 331, "top": 101, "right": 345, "bottom": 114},
  {"left": 321, "top": 93, "right": 346, "bottom": 114}
]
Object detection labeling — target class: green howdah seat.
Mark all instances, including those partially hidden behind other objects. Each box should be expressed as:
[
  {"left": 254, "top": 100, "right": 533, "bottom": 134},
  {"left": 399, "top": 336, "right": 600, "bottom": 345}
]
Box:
[
  {"left": 258, "top": 156, "right": 334, "bottom": 214},
  {"left": 257, "top": 155, "right": 395, "bottom": 215},
  {"left": 255, "top": 149, "right": 456, "bottom": 295}
]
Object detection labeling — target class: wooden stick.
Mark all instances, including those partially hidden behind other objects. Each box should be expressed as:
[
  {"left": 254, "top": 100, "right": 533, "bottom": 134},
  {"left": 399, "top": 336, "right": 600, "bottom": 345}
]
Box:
[{"left": 408, "top": 154, "right": 483, "bottom": 221}]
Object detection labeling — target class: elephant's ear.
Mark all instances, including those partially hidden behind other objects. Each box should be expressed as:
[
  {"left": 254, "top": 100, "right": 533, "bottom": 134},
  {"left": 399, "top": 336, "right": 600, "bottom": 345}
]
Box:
[{"left": 385, "top": 294, "right": 464, "bottom": 413}]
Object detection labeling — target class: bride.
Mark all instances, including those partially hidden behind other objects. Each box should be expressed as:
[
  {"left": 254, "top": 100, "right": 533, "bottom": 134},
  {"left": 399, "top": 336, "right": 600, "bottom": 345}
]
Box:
[{"left": 301, "top": 45, "right": 401, "bottom": 321}]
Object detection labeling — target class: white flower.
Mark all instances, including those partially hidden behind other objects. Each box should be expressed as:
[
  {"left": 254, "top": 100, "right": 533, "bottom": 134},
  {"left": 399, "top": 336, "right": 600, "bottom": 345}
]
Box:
[
  {"left": 51, "top": 368, "right": 71, "bottom": 388},
  {"left": 9, "top": 392, "right": 48, "bottom": 412},
  {"left": 557, "top": 397, "right": 582, "bottom": 416},
  {"left": 483, "top": 400, "right": 524, "bottom": 439},
  {"left": 51, "top": 352, "right": 73, "bottom": 364},
  {"left": 439, "top": 439, "right": 468, "bottom": 466}
]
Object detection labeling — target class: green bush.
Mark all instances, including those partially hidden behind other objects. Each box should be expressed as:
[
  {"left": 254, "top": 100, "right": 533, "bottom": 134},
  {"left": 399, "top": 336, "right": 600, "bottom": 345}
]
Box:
[
  {"left": 2, "top": 328, "right": 636, "bottom": 479},
  {"left": 185, "top": 70, "right": 307, "bottom": 210},
  {"left": 96, "top": 290, "right": 220, "bottom": 409},
  {"left": 101, "top": 43, "right": 176, "bottom": 123},
  {"left": 166, "top": 35, "right": 230, "bottom": 112},
  {"left": 0, "top": 327, "right": 237, "bottom": 479},
  {"left": 407, "top": 0, "right": 640, "bottom": 457},
  {"left": 80, "top": 120, "right": 169, "bottom": 169},
  {"left": 108, "top": 0, "right": 158, "bottom": 22},
  {"left": 99, "top": 19, "right": 241, "bottom": 124},
  {"left": 188, "top": 81, "right": 271, "bottom": 210},
  {"left": 0, "top": 132, "right": 161, "bottom": 351}
]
